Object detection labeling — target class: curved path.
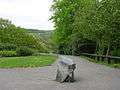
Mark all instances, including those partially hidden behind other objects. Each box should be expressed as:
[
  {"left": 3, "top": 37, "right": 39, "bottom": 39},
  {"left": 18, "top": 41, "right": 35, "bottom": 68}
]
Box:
[{"left": 0, "top": 55, "right": 120, "bottom": 90}]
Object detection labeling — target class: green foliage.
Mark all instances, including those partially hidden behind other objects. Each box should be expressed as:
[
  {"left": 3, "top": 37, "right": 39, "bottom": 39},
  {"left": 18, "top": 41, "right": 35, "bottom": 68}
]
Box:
[
  {"left": 0, "top": 18, "right": 49, "bottom": 53},
  {"left": 111, "top": 49, "right": 120, "bottom": 56},
  {"left": 0, "top": 43, "right": 17, "bottom": 51},
  {"left": 16, "top": 47, "right": 34, "bottom": 56},
  {"left": 51, "top": 0, "right": 97, "bottom": 55},
  {"left": 0, "top": 51, "right": 17, "bottom": 57},
  {"left": 113, "top": 64, "right": 120, "bottom": 68},
  {"left": 51, "top": 0, "right": 120, "bottom": 56},
  {"left": 87, "top": 0, "right": 120, "bottom": 56},
  {"left": 81, "top": 56, "right": 120, "bottom": 68},
  {"left": 27, "top": 29, "right": 55, "bottom": 53}
]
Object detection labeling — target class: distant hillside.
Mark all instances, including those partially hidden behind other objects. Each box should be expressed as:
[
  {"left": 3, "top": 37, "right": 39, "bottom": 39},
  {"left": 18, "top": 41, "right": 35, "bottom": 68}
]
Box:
[
  {"left": 27, "top": 29, "right": 54, "bottom": 50},
  {"left": 27, "top": 29, "right": 53, "bottom": 40}
]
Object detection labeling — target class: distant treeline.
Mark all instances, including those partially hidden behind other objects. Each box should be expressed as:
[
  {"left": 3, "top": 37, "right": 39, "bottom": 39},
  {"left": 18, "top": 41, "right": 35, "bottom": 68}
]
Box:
[
  {"left": 27, "top": 29, "right": 53, "bottom": 40},
  {"left": 51, "top": 0, "right": 120, "bottom": 56}
]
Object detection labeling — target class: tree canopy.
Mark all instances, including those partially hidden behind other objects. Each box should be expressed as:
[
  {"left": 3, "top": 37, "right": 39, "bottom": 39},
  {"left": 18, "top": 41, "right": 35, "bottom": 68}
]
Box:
[
  {"left": 51, "top": 0, "right": 120, "bottom": 56},
  {"left": 0, "top": 18, "right": 48, "bottom": 52}
]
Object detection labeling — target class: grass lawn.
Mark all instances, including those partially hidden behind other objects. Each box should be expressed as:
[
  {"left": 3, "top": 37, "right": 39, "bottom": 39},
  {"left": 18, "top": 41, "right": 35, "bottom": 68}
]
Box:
[{"left": 0, "top": 55, "right": 57, "bottom": 68}]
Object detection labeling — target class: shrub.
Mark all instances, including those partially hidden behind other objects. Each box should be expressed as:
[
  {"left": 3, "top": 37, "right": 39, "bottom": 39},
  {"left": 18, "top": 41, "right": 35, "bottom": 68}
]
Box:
[
  {"left": 0, "top": 43, "right": 17, "bottom": 51},
  {"left": 113, "top": 64, "right": 120, "bottom": 68},
  {"left": 111, "top": 49, "right": 120, "bottom": 57},
  {"left": 0, "top": 51, "right": 17, "bottom": 57},
  {"left": 16, "top": 47, "right": 34, "bottom": 56}
]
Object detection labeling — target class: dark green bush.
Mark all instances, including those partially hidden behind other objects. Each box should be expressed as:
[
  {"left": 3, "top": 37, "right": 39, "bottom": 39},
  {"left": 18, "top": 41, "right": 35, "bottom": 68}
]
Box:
[
  {"left": 0, "top": 51, "right": 17, "bottom": 57},
  {"left": 0, "top": 43, "right": 17, "bottom": 51},
  {"left": 16, "top": 47, "right": 34, "bottom": 56},
  {"left": 111, "top": 49, "right": 120, "bottom": 57}
]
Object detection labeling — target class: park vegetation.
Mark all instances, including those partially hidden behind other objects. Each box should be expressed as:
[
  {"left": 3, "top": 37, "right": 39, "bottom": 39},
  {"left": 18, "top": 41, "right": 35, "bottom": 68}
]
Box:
[
  {"left": 0, "top": 18, "right": 57, "bottom": 68},
  {"left": 0, "top": 18, "right": 49, "bottom": 57},
  {"left": 51, "top": 0, "right": 120, "bottom": 57}
]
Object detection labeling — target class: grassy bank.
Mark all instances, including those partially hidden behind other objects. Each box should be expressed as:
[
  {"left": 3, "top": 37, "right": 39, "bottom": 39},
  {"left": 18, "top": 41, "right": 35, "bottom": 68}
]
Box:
[
  {"left": 0, "top": 55, "right": 57, "bottom": 68},
  {"left": 80, "top": 56, "right": 120, "bottom": 69}
]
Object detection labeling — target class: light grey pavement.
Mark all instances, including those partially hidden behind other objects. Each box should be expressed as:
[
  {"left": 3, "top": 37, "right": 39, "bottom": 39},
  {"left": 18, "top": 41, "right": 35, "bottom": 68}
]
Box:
[{"left": 0, "top": 55, "right": 120, "bottom": 90}]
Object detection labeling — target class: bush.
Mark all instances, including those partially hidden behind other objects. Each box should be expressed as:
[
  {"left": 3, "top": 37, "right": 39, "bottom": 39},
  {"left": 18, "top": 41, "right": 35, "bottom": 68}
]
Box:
[
  {"left": 0, "top": 51, "right": 17, "bottom": 57},
  {"left": 0, "top": 43, "right": 17, "bottom": 51},
  {"left": 113, "top": 64, "right": 120, "bottom": 68},
  {"left": 111, "top": 49, "right": 120, "bottom": 57},
  {"left": 16, "top": 47, "right": 34, "bottom": 56}
]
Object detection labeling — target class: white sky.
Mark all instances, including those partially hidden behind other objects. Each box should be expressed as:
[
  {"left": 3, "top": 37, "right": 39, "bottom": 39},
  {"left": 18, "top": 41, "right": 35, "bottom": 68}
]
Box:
[{"left": 0, "top": 0, "right": 54, "bottom": 30}]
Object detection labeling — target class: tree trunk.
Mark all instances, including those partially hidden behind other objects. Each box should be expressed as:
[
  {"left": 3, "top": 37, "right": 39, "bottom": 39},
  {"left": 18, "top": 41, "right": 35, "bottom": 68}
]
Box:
[
  {"left": 97, "top": 40, "right": 104, "bottom": 61},
  {"left": 106, "top": 43, "right": 110, "bottom": 56}
]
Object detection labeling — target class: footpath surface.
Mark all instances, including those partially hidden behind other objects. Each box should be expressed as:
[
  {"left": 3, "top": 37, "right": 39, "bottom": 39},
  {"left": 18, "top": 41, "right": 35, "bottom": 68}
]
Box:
[{"left": 0, "top": 55, "right": 120, "bottom": 90}]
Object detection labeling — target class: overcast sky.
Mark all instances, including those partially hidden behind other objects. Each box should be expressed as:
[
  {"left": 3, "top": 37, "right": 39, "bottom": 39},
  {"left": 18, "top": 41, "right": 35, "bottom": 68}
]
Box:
[{"left": 0, "top": 0, "right": 54, "bottom": 30}]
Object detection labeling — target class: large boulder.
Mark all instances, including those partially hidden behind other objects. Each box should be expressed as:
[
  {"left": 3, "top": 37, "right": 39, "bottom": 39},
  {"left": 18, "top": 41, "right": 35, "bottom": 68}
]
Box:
[{"left": 56, "top": 56, "right": 76, "bottom": 83}]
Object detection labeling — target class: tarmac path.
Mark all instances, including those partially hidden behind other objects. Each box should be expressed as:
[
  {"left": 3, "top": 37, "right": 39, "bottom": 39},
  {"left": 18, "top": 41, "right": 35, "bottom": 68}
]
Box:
[{"left": 0, "top": 55, "right": 120, "bottom": 90}]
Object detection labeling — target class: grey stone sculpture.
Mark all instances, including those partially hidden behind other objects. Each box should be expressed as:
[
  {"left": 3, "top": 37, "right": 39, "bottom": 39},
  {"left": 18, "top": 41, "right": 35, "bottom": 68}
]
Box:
[{"left": 56, "top": 56, "right": 76, "bottom": 83}]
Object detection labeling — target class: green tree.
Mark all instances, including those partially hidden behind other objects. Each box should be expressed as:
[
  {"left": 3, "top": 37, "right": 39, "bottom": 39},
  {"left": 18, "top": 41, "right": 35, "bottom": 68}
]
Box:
[
  {"left": 51, "top": 0, "right": 120, "bottom": 56},
  {"left": 88, "top": 0, "right": 120, "bottom": 56},
  {"left": 0, "top": 18, "right": 48, "bottom": 52}
]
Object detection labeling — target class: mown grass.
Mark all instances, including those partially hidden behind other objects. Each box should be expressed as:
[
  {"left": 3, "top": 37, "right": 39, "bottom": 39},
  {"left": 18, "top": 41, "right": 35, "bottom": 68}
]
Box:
[
  {"left": 0, "top": 55, "right": 57, "bottom": 68},
  {"left": 80, "top": 56, "right": 120, "bottom": 69}
]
